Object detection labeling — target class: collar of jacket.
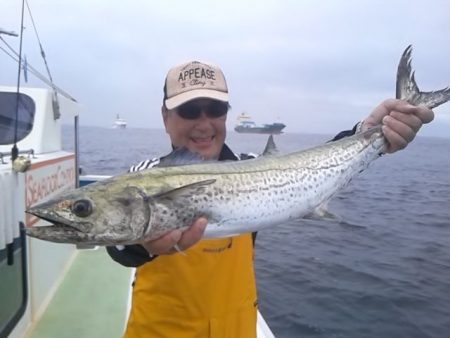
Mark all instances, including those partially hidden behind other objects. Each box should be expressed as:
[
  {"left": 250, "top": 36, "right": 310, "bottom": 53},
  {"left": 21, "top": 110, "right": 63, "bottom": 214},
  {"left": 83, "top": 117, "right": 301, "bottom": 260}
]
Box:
[
  {"left": 218, "top": 143, "right": 238, "bottom": 161},
  {"left": 168, "top": 143, "right": 238, "bottom": 162}
]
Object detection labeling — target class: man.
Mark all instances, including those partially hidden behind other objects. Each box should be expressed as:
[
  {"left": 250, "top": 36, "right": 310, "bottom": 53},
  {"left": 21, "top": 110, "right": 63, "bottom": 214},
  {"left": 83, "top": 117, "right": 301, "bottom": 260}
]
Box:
[{"left": 107, "top": 60, "right": 433, "bottom": 338}]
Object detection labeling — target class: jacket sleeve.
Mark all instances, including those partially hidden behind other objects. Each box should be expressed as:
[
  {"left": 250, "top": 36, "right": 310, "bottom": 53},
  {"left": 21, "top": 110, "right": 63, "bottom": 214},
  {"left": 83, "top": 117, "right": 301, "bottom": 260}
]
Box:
[
  {"left": 106, "top": 245, "right": 156, "bottom": 267},
  {"left": 329, "top": 122, "right": 360, "bottom": 141}
]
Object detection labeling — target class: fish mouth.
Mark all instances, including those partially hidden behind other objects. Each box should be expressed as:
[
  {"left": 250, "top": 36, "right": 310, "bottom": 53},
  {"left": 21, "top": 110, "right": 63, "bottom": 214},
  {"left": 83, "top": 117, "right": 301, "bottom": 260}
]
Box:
[
  {"left": 25, "top": 208, "right": 89, "bottom": 242},
  {"left": 26, "top": 208, "right": 83, "bottom": 231},
  {"left": 25, "top": 208, "right": 137, "bottom": 246},
  {"left": 30, "top": 217, "right": 82, "bottom": 232}
]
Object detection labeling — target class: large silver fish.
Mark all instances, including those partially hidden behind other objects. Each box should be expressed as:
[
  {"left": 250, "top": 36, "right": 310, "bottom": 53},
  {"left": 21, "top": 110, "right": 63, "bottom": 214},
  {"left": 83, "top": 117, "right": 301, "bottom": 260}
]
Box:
[{"left": 26, "top": 46, "right": 450, "bottom": 245}]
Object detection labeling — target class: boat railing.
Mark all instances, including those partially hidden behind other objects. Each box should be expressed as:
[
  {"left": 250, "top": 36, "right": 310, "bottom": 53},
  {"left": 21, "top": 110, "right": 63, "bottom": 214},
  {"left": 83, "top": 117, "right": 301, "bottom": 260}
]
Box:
[{"left": 0, "top": 149, "right": 35, "bottom": 164}]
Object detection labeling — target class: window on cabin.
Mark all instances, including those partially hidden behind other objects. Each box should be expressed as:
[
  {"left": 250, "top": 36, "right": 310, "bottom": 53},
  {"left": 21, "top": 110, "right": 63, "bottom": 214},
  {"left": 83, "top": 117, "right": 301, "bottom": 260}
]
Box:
[{"left": 0, "top": 92, "right": 35, "bottom": 145}]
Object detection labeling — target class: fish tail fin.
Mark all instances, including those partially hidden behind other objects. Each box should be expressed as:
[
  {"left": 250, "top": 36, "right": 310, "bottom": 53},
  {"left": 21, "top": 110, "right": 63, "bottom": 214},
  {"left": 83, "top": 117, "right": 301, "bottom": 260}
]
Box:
[{"left": 396, "top": 45, "right": 450, "bottom": 109}]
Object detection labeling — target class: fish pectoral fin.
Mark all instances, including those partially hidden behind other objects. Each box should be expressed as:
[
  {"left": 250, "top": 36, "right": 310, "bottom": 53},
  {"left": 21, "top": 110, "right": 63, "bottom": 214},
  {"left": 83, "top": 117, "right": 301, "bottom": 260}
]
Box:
[
  {"left": 153, "top": 179, "right": 216, "bottom": 201},
  {"left": 303, "top": 202, "right": 341, "bottom": 222}
]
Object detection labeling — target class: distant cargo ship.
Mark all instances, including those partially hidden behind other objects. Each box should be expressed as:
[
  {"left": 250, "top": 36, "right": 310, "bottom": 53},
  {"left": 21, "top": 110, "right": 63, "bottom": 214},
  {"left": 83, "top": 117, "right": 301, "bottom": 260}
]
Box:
[
  {"left": 234, "top": 112, "right": 286, "bottom": 134},
  {"left": 112, "top": 114, "right": 127, "bottom": 129}
]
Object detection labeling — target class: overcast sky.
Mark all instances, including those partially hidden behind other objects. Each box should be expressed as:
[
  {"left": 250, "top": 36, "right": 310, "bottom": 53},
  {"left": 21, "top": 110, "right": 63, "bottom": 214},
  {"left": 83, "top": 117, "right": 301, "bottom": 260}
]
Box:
[{"left": 1, "top": 0, "right": 449, "bottom": 137}]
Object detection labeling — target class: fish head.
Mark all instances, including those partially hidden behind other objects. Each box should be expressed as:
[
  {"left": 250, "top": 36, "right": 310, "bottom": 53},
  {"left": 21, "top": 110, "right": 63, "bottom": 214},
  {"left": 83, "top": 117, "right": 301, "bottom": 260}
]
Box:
[{"left": 26, "top": 181, "right": 150, "bottom": 245}]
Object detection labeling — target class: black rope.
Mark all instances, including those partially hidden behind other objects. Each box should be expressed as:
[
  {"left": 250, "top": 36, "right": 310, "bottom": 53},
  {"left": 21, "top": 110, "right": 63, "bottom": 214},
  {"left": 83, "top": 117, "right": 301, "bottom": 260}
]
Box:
[
  {"left": 25, "top": 0, "right": 63, "bottom": 119},
  {"left": 11, "top": 0, "right": 26, "bottom": 162},
  {"left": 25, "top": 0, "right": 55, "bottom": 87}
]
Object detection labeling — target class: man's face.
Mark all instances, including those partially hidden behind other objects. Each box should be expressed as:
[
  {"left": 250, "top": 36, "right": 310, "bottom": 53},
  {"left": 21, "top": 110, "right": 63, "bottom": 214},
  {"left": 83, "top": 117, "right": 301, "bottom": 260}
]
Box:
[{"left": 163, "top": 99, "right": 228, "bottom": 160}]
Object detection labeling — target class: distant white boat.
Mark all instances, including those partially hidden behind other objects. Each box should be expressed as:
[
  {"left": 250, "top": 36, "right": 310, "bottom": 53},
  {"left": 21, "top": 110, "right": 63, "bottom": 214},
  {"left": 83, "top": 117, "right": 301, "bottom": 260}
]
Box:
[{"left": 113, "top": 114, "right": 127, "bottom": 129}]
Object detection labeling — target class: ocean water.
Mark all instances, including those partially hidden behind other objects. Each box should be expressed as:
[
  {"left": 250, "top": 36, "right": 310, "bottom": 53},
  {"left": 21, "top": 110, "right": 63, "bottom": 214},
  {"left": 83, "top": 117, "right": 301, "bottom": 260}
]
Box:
[{"left": 63, "top": 126, "right": 450, "bottom": 338}]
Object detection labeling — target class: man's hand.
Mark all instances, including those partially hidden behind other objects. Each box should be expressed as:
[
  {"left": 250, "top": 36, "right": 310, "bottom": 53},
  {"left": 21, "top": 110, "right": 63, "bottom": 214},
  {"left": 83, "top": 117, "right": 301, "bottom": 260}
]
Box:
[
  {"left": 362, "top": 99, "right": 434, "bottom": 153},
  {"left": 139, "top": 217, "right": 208, "bottom": 256}
]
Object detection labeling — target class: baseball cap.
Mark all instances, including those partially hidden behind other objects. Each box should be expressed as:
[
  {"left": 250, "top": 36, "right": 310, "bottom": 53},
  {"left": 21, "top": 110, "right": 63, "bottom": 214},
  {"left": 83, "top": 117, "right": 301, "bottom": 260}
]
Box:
[{"left": 163, "top": 60, "right": 229, "bottom": 110}]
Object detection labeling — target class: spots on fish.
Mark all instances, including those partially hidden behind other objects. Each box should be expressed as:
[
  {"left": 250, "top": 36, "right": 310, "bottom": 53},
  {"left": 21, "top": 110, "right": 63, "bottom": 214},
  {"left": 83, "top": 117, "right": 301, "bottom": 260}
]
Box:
[{"left": 145, "top": 137, "right": 383, "bottom": 239}]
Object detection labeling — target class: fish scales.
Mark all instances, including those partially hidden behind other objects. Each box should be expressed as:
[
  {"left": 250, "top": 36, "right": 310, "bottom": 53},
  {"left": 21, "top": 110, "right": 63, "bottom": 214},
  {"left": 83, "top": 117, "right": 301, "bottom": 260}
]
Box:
[
  {"left": 25, "top": 46, "right": 450, "bottom": 245},
  {"left": 72, "top": 128, "right": 383, "bottom": 240}
]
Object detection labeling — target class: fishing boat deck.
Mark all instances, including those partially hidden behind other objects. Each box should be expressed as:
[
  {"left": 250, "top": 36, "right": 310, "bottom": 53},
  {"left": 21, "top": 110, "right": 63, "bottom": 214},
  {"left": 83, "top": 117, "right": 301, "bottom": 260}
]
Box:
[
  {"left": 28, "top": 248, "right": 131, "bottom": 338},
  {"left": 26, "top": 246, "right": 275, "bottom": 338}
]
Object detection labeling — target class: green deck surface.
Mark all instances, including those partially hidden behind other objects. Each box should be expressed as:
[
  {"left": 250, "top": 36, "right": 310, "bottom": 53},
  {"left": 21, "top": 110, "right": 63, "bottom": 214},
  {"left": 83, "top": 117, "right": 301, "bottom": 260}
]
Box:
[{"left": 29, "top": 249, "right": 132, "bottom": 338}]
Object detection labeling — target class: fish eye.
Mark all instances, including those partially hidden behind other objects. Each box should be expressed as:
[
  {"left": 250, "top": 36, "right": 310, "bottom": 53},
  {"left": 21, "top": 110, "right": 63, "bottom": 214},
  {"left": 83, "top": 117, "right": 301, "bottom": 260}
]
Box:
[{"left": 71, "top": 199, "right": 92, "bottom": 217}]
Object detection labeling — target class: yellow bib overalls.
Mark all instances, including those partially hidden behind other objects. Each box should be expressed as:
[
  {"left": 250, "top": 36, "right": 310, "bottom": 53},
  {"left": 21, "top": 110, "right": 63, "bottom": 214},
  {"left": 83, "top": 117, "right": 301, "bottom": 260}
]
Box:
[{"left": 123, "top": 233, "right": 257, "bottom": 338}]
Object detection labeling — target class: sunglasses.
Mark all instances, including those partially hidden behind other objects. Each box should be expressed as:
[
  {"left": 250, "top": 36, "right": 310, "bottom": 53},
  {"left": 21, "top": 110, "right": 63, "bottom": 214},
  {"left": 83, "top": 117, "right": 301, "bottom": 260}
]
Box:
[{"left": 176, "top": 101, "right": 229, "bottom": 120}]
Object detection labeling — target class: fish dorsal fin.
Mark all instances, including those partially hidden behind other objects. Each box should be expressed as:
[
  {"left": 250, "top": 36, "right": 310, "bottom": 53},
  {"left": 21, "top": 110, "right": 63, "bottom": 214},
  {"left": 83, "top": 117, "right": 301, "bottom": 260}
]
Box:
[
  {"left": 262, "top": 134, "right": 279, "bottom": 156},
  {"left": 153, "top": 179, "right": 216, "bottom": 201},
  {"left": 156, "top": 148, "right": 214, "bottom": 167}
]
